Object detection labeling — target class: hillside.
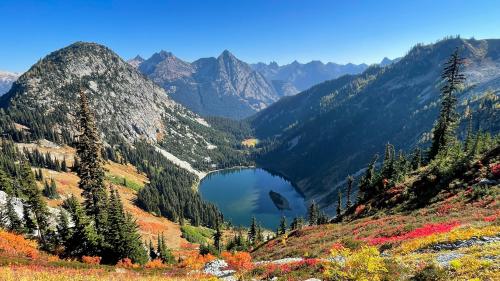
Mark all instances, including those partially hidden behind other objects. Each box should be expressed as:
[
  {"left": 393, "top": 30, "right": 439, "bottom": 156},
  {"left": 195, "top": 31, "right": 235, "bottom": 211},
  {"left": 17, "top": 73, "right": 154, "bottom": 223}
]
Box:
[{"left": 250, "top": 38, "right": 500, "bottom": 209}]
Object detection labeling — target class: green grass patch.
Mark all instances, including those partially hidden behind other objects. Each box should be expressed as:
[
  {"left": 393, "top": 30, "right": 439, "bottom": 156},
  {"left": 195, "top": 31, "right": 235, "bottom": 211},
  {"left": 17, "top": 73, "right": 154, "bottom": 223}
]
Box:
[
  {"left": 180, "top": 225, "right": 215, "bottom": 244},
  {"left": 106, "top": 174, "right": 143, "bottom": 191}
]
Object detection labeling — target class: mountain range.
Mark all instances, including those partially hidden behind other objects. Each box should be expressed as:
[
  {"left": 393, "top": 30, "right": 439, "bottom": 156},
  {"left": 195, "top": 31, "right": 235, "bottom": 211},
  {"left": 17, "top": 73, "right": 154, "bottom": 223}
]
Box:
[
  {"left": 250, "top": 38, "right": 500, "bottom": 211},
  {"left": 0, "top": 71, "right": 20, "bottom": 96},
  {"left": 250, "top": 60, "right": 369, "bottom": 91},
  {"left": 129, "top": 51, "right": 378, "bottom": 119}
]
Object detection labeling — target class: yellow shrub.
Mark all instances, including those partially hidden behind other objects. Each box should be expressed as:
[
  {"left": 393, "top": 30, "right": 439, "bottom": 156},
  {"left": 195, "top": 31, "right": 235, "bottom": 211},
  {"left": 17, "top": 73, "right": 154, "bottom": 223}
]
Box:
[{"left": 324, "top": 246, "right": 388, "bottom": 281}]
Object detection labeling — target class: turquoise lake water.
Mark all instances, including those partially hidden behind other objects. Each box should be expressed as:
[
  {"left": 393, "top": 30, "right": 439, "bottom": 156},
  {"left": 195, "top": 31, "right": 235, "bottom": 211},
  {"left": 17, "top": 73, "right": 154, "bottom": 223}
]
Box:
[{"left": 199, "top": 168, "right": 306, "bottom": 229}]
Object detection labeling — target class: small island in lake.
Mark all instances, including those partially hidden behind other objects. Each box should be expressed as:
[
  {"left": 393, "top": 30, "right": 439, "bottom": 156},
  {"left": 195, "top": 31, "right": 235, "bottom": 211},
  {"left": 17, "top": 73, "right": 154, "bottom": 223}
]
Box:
[{"left": 269, "top": 190, "right": 291, "bottom": 211}]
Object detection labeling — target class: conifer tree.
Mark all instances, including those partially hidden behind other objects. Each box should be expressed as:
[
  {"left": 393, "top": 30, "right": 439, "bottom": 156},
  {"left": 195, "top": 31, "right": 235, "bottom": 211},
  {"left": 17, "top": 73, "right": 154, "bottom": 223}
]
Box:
[
  {"left": 358, "top": 154, "right": 378, "bottom": 200},
  {"left": 346, "top": 175, "right": 354, "bottom": 209},
  {"left": 256, "top": 224, "right": 264, "bottom": 243},
  {"left": 429, "top": 48, "right": 465, "bottom": 160},
  {"left": 411, "top": 147, "right": 422, "bottom": 170},
  {"left": 464, "top": 106, "right": 474, "bottom": 154},
  {"left": 336, "top": 190, "right": 342, "bottom": 217},
  {"left": 381, "top": 143, "right": 395, "bottom": 181},
  {"left": 56, "top": 208, "right": 72, "bottom": 245},
  {"left": 279, "top": 216, "right": 287, "bottom": 235},
  {"left": 213, "top": 220, "right": 223, "bottom": 254},
  {"left": 308, "top": 201, "right": 319, "bottom": 226},
  {"left": 0, "top": 167, "right": 12, "bottom": 194},
  {"left": 62, "top": 196, "right": 99, "bottom": 258},
  {"left": 248, "top": 216, "right": 257, "bottom": 244},
  {"left": 156, "top": 233, "right": 175, "bottom": 264},
  {"left": 61, "top": 157, "right": 68, "bottom": 172},
  {"left": 75, "top": 91, "right": 108, "bottom": 235},
  {"left": 19, "top": 161, "right": 49, "bottom": 244},
  {"left": 43, "top": 178, "right": 59, "bottom": 199},
  {"left": 149, "top": 239, "right": 157, "bottom": 260}
]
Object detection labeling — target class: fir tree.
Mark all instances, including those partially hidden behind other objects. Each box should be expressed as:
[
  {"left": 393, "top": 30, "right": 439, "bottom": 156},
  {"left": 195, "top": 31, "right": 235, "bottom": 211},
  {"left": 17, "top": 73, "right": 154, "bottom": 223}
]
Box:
[
  {"left": 429, "top": 48, "right": 465, "bottom": 160},
  {"left": 346, "top": 175, "right": 354, "bottom": 209},
  {"left": 279, "top": 216, "right": 287, "bottom": 235},
  {"left": 411, "top": 147, "right": 422, "bottom": 170},
  {"left": 149, "top": 239, "right": 157, "bottom": 260},
  {"left": 213, "top": 220, "right": 223, "bottom": 254},
  {"left": 56, "top": 208, "right": 72, "bottom": 245},
  {"left": 19, "top": 161, "right": 49, "bottom": 245},
  {"left": 61, "top": 157, "right": 68, "bottom": 172},
  {"left": 308, "top": 201, "right": 319, "bottom": 226},
  {"left": 358, "top": 154, "right": 378, "bottom": 200},
  {"left": 157, "top": 233, "right": 175, "bottom": 263},
  {"left": 248, "top": 216, "right": 258, "bottom": 244},
  {"left": 62, "top": 195, "right": 99, "bottom": 258},
  {"left": 43, "top": 178, "right": 59, "bottom": 199},
  {"left": 0, "top": 167, "right": 12, "bottom": 194},
  {"left": 75, "top": 91, "right": 108, "bottom": 235}
]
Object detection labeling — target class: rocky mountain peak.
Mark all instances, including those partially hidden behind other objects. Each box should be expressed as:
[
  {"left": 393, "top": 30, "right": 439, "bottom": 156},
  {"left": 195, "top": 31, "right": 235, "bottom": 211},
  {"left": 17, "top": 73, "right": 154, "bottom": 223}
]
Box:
[
  {"left": 127, "top": 55, "right": 145, "bottom": 68},
  {"left": 0, "top": 70, "right": 19, "bottom": 96}
]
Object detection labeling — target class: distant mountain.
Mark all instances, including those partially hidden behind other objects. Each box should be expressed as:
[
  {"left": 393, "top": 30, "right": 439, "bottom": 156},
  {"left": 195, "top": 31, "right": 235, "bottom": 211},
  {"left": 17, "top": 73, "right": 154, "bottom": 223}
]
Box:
[
  {"left": 135, "top": 50, "right": 280, "bottom": 119},
  {"left": 251, "top": 60, "right": 369, "bottom": 91},
  {"left": 127, "top": 55, "right": 145, "bottom": 69},
  {"left": 379, "top": 57, "right": 401, "bottom": 67},
  {"left": 0, "top": 71, "right": 20, "bottom": 96},
  {"left": 250, "top": 38, "right": 500, "bottom": 210},
  {"left": 0, "top": 42, "right": 245, "bottom": 177}
]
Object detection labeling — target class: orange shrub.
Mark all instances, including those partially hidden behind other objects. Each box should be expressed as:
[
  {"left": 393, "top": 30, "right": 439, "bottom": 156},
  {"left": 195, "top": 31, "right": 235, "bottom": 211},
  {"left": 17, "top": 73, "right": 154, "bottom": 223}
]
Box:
[
  {"left": 145, "top": 258, "right": 167, "bottom": 269},
  {"left": 0, "top": 230, "right": 39, "bottom": 259},
  {"left": 116, "top": 257, "right": 139, "bottom": 268},
  {"left": 181, "top": 253, "right": 216, "bottom": 270},
  {"left": 82, "top": 255, "right": 101, "bottom": 265},
  {"left": 221, "top": 251, "right": 253, "bottom": 271}
]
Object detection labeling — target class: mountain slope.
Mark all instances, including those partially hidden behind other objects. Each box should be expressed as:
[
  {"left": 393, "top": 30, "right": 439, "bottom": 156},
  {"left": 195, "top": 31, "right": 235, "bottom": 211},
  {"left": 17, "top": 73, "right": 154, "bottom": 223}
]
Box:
[
  {"left": 127, "top": 55, "right": 145, "bottom": 69},
  {"left": 0, "top": 70, "right": 19, "bottom": 96},
  {"left": 250, "top": 38, "right": 500, "bottom": 207},
  {"left": 0, "top": 42, "right": 247, "bottom": 176},
  {"left": 137, "top": 50, "right": 279, "bottom": 119},
  {"left": 251, "top": 60, "right": 369, "bottom": 91}
]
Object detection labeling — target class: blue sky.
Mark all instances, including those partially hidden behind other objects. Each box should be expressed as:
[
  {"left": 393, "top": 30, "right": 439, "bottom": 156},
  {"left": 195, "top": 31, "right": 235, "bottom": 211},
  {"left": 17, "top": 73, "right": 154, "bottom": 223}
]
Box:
[{"left": 1, "top": 0, "right": 500, "bottom": 72}]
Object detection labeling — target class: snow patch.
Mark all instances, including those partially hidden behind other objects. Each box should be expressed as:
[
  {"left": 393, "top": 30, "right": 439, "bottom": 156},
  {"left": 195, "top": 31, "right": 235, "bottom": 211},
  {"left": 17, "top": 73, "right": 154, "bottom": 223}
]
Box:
[{"left": 154, "top": 146, "right": 206, "bottom": 179}]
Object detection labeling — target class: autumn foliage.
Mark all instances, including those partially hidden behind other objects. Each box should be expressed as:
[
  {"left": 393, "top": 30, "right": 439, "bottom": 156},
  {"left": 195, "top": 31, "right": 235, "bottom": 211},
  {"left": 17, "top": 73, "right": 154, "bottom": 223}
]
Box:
[
  {"left": 365, "top": 221, "right": 460, "bottom": 245},
  {"left": 0, "top": 229, "right": 39, "bottom": 259},
  {"left": 221, "top": 251, "right": 253, "bottom": 271},
  {"left": 81, "top": 256, "right": 101, "bottom": 265}
]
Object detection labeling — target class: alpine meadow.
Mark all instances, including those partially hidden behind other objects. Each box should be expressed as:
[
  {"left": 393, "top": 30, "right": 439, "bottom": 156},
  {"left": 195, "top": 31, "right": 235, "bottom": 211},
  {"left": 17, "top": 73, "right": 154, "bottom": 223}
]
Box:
[{"left": 0, "top": 1, "right": 499, "bottom": 280}]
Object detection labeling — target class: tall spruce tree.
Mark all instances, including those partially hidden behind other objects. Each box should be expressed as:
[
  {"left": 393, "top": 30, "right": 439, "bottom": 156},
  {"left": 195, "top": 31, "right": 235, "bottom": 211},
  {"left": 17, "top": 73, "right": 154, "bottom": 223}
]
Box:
[
  {"left": 248, "top": 216, "right": 258, "bottom": 244},
  {"left": 358, "top": 154, "right": 378, "bottom": 200},
  {"left": 76, "top": 91, "right": 108, "bottom": 235},
  {"left": 429, "top": 48, "right": 465, "bottom": 160},
  {"left": 308, "top": 201, "right": 319, "bottom": 226},
  {"left": 19, "top": 161, "right": 49, "bottom": 245},
  {"left": 213, "top": 220, "right": 223, "bottom": 254},
  {"left": 279, "top": 216, "right": 287, "bottom": 235}
]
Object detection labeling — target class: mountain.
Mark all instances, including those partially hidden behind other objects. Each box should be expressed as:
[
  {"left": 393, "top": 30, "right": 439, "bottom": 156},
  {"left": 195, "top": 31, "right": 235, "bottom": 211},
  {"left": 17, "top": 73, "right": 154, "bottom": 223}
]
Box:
[
  {"left": 0, "top": 70, "right": 20, "bottom": 96},
  {"left": 136, "top": 50, "right": 280, "bottom": 119},
  {"left": 127, "top": 55, "right": 145, "bottom": 68},
  {"left": 0, "top": 42, "right": 246, "bottom": 177},
  {"left": 251, "top": 60, "right": 369, "bottom": 91},
  {"left": 250, "top": 38, "right": 500, "bottom": 209}
]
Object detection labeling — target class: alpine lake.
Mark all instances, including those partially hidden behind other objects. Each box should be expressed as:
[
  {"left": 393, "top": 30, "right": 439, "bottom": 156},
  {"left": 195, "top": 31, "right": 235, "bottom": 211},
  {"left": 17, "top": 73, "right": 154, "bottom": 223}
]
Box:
[{"left": 199, "top": 168, "right": 307, "bottom": 230}]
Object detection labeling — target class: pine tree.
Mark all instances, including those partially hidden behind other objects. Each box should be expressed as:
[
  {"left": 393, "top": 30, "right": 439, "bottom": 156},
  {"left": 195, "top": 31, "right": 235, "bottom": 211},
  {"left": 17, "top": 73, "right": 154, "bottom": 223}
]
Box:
[
  {"left": 381, "top": 143, "right": 395, "bottom": 181},
  {"left": 248, "top": 216, "right": 258, "bottom": 244},
  {"left": 213, "top": 220, "right": 223, "bottom": 254},
  {"left": 0, "top": 167, "right": 13, "bottom": 194},
  {"left": 411, "top": 147, "right": 422, "bottom": 170},
  {"left": 62, "top": 195, "right": 99, "bottom": 258},
  {"left": 336, "top": 190, "right": 342, "bottom": 217},
  {"left": 308, "top": 201, "right": 319, "bottom": 226},
  {"left": 346, "top": 175, "right": 354, "bottom": 209},
  {"left": 43, "top": 179, "right": 59, "bottom": 199},
  {"left": 358, "top": 154, "right": 378, "bottom": 200},
  {"left": 149, "top": 239, "right": 157, "bottom": 260},
  {"left": 76, "top": 91, "right": 108, "bottom": 235},
  {"left": 61, "top": 157, "right": 68, "bottom": 172},
  {"left": 429, "top": 48, "right": 465, "bottom": 160},
  {"left": 19, "top": 161, "right": 49, "bottom": 245},
  {"left": 279, "top": 216, "right": 287, "bottom": 235},
  {"left": 157, "top": 233, "right": 175, "bottom": 263},
  {"left": 56, "top": 208, "right": 72, "bottom": 245}
]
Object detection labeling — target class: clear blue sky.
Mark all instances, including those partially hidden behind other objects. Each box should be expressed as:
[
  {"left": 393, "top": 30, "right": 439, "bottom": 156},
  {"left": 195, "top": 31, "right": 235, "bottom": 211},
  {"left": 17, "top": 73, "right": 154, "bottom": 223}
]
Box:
[{"left": 1, "top": 0, "right": 500, "bottom": 72}]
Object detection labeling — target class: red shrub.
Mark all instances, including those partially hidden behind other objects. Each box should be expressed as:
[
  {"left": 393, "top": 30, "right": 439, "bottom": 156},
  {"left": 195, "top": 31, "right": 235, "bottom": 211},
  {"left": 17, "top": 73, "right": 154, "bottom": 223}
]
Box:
[
  {"left": 365, "top": 221, "right": 460, "bottom": 245},
  {"left": 490, "top": 163, "right": 500, "bottom": 178},
  {"left": 221, "top": 251, "right": 253, "bottom": 271}
]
